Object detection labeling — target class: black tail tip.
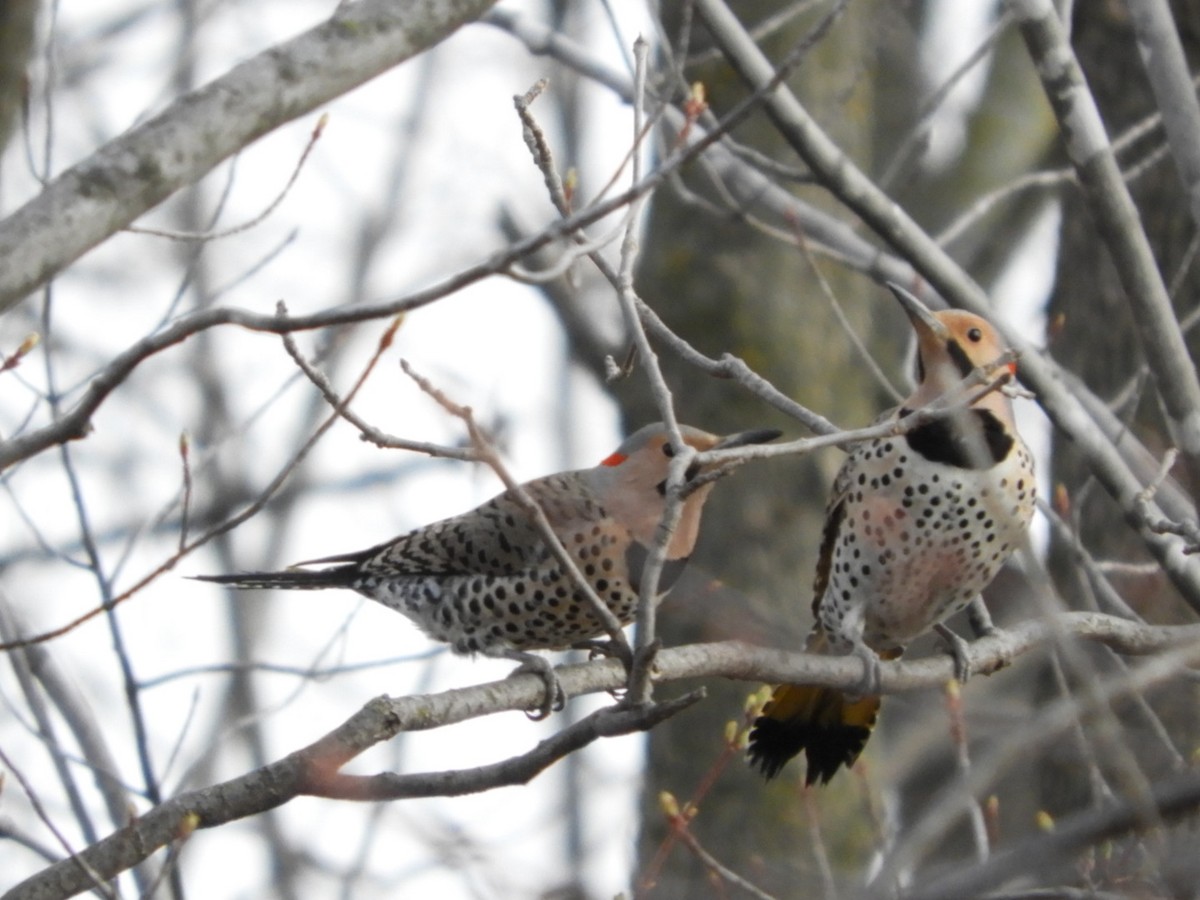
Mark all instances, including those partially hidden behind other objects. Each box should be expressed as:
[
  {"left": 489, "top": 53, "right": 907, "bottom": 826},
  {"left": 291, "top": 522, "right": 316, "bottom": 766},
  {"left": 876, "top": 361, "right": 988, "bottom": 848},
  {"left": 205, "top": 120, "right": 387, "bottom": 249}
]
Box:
[
  {"left": 747, "top": 716, "right": 868, "bottom": 786},
  {"left": 746, "top": 716, "right": 801, "bottom": 781}
]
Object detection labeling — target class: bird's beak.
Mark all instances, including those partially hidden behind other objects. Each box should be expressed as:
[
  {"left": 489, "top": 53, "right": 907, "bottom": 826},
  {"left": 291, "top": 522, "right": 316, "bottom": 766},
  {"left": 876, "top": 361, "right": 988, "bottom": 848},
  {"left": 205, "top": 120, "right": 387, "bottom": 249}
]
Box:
[
  {"left": 888, "top": 282, "right": 950, "bottom": 341},
  {"left": 712, "top": 428, "right": 782, "bottom": 451}
]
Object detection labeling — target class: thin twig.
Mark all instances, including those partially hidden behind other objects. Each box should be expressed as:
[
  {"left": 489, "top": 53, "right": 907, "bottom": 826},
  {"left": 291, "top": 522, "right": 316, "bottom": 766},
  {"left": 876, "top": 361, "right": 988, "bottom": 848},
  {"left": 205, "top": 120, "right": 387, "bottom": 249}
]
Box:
[
  {"left": 126, "top": 114, "right": 327, "bottom": 241},
  {"left": 878, "top": 11, "right": 1012, "bottom": 190},
  {"left": 0, "top": 310, "right": 398, "bottom": 652},
  {"left": 0, "top": 333, "right": 39, "bottom": 374},
  {"left": 276, "top": 309, "right": 475, "bottom": 461},
  {"left": 668, "top": 816, "right": 778, "bottom": 900},
  {"left": 943, "top": 680, "right": 990, "bottom": 863},
  {"left": 177, "top": 432, "right": 192, "bottom": 553},
  {"left": 0, "top": 744, "right": 116, "bottom": 900},
  {"left": 1132, "top": 447, "right": 1200, "bottom": 551},
  {"left": 613, "top": 36, "right": 683, "bottom": 704},
  {"left": 792, "top": 223, "right": 903, "bottom": 402},
  {"left": 802, "top": 784, "right": 838, "bottom": 900},
  {"left": 638, "top": 705, "right": 753, "bottom": 893}
]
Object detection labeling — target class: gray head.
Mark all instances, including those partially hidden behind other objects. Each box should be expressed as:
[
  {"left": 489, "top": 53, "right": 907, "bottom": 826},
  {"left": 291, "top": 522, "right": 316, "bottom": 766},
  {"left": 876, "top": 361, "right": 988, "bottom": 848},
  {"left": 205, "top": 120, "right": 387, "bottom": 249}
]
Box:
[{"left": 587, "top": 421, "right": 779, "bottom": 556}]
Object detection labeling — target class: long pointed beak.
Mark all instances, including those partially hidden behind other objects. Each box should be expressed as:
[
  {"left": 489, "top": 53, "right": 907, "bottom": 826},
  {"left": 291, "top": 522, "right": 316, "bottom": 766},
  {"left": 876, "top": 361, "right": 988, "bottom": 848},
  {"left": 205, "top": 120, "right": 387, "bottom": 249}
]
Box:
[
  {"left": 713, "top": 428, "right": 782, "bottom": 451},
  {"left": 887, "top": 282, "right": 950, "bottom": 341}
]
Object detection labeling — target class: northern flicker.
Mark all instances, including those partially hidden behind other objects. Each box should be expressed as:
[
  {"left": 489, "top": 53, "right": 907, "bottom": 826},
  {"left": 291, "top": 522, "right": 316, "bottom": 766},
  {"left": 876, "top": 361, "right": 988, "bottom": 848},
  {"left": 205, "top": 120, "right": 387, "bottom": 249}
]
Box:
[
  {"left": 196, "top": 422, "right": 779, "bottom": 716},
  {"left": 747, "top": 284, "right": 1035, "bottom": 783}
]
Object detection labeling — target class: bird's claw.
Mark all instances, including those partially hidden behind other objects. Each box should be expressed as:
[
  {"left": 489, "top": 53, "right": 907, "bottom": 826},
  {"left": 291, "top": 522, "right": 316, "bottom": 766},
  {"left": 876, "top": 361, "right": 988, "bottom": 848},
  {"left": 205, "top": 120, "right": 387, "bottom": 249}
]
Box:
[
  {"left": 850, "top": 641, "right": 882, "bottom": 698},
  {"left": 935, "top": 623, "right": 973, "bottom": 684},
  {"left": 507, "top": 658, "right": 567, "bottom": 720},
  {"left": 966, "top": 596, "right": 997, "bottom": 640},
  {"left": 571, "top": 638, "right": 632, "bottom": 669}
]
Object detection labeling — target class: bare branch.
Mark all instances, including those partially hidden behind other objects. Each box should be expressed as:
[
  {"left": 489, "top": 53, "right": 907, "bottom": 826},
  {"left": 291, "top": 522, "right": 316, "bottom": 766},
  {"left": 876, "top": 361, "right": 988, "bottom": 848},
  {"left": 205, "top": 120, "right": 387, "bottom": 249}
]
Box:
[
  {"left": 0, "top": 0, "right": 500, "bottom": 314},
  {"left": 1008, "top": 0, "right": 1200, "bottom": 483},
  {"left": 1126, "top": 0, "right": 1200, "bottom": 240},
  {"left": 6, "top": 611, "right": 1198, "bottom": 899},
  {"left": 308, "top": 691, "right": 702, "bottom": 800}
]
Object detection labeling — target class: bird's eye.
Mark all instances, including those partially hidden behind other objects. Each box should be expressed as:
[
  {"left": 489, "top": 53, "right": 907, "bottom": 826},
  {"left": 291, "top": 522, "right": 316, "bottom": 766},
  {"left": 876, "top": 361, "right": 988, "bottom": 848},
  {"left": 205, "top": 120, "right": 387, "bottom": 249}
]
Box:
[
  {"left": 662, "top": 442, "right": 675, "bottom": 458},
  {"left": 967, "top": 327, "right": 983, "bottom": 342}
]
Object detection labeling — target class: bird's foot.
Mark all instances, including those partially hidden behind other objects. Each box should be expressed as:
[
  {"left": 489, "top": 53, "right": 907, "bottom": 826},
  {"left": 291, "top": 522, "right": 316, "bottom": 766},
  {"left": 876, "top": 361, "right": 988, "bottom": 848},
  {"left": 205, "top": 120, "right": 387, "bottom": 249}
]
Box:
[
  {"left": 849, "top": 641, "right": 882, "bottom": 698},
  {"left": 966, "top": 596, "right": 998, "bottom": 640},
  {"left": 506, "top": 656, "right": 567, "bottom": 721},
  {"left": 966, "top": 598, "right": 1013, "bottom": 671},
  {"left": 935, "top": 623, "right": 973, "bottom": 684},
  {"left": 567, "top": 639, "right": 635, "bottom": 703},
  {"left": 571, "top": 638, "right": 633, "bottom": 670}
]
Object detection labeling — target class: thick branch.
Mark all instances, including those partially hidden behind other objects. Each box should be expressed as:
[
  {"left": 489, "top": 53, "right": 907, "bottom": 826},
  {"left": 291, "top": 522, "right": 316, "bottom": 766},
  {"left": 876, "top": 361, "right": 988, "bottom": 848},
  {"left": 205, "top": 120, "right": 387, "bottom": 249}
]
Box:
[
  {"left": 1009, "top": 0, "right": 1200, "bottom": 484},
  {"left": 0, "top": 0, "right": 499, "bottom": 315},
  {"left": 1125, "top": 0, "right": 1200, "bottom": 235},
  {"left": 6, "top": 611, "right": 1198, "bottom": 900}
]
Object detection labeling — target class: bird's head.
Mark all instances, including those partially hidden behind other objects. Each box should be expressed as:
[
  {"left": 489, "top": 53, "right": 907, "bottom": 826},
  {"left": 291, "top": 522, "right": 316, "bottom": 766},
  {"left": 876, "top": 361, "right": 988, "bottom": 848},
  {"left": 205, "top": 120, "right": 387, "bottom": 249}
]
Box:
[
  {"left": 889, "top": 283, "right": 1016, "bottom": 405},
  {"left": 593, "top": 422, "right": 779, "bottom": 556}
]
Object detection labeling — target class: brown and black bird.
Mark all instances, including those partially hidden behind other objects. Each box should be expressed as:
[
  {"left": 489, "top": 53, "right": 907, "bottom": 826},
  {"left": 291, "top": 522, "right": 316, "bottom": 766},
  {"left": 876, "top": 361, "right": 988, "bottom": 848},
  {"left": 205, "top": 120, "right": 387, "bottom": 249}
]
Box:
[
  {"left": 747, "top": 284, "right": 1035, "bottom": 783},
  {"left": 196, "top": 422, "right": 778, "bottom": 715}
]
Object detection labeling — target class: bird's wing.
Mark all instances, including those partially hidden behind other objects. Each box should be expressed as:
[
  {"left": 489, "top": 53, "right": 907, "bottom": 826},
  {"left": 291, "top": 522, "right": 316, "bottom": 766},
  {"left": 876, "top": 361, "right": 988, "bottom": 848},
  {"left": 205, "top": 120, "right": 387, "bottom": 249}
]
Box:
[
  {"left": 355, "top": 473, "right": 606, "bottom": 578},
  {"left": 809, "top": 494, "right": 846, "bottom": 623},
  {"left": 808, "top": 437, "right": 868, "bottom": 623}
]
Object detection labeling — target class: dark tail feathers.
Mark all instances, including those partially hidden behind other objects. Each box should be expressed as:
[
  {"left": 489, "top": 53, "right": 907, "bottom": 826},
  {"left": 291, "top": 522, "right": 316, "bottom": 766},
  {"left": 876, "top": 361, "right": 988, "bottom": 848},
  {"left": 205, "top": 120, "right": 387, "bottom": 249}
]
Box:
[
  {"left": 747, "top": 683, "right": 880, "bottom": 784},
  {"left": 190, "top": 566, "right": 357, "bottom": 591}
]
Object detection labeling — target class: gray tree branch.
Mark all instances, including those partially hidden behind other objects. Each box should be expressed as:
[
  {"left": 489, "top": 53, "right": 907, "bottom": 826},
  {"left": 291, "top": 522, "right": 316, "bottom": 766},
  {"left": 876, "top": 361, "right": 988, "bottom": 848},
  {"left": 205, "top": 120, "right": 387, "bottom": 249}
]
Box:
[
  {"left": 6, "top": 611, "right": 1199, "bottom": 900},
  {"left": 0, "top": 0, "right": 499, "bottom": 315},
  {"left": 1009, "top": 0, "right": 1200, "bottom": 483}
]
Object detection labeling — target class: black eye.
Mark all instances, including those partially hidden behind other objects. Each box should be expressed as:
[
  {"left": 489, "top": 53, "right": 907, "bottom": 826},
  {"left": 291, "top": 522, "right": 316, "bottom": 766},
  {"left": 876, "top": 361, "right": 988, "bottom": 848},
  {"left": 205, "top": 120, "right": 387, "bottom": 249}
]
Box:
[
  {"left": 967, "top": 327, "right": 983, "bottom": 342},
  {"left": 684, "top": 462, "right": 700, "bottom": 481},
  {"left": 662, "top": 442, "right": 675, "bottom": 458}
]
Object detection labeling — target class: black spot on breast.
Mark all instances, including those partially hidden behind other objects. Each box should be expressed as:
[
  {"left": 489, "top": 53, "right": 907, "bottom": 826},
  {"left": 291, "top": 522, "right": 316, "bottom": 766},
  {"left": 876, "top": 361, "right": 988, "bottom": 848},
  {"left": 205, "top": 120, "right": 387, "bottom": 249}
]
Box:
[{"left": 903, "top": 409, "right": 1014, "bottom": 469}]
